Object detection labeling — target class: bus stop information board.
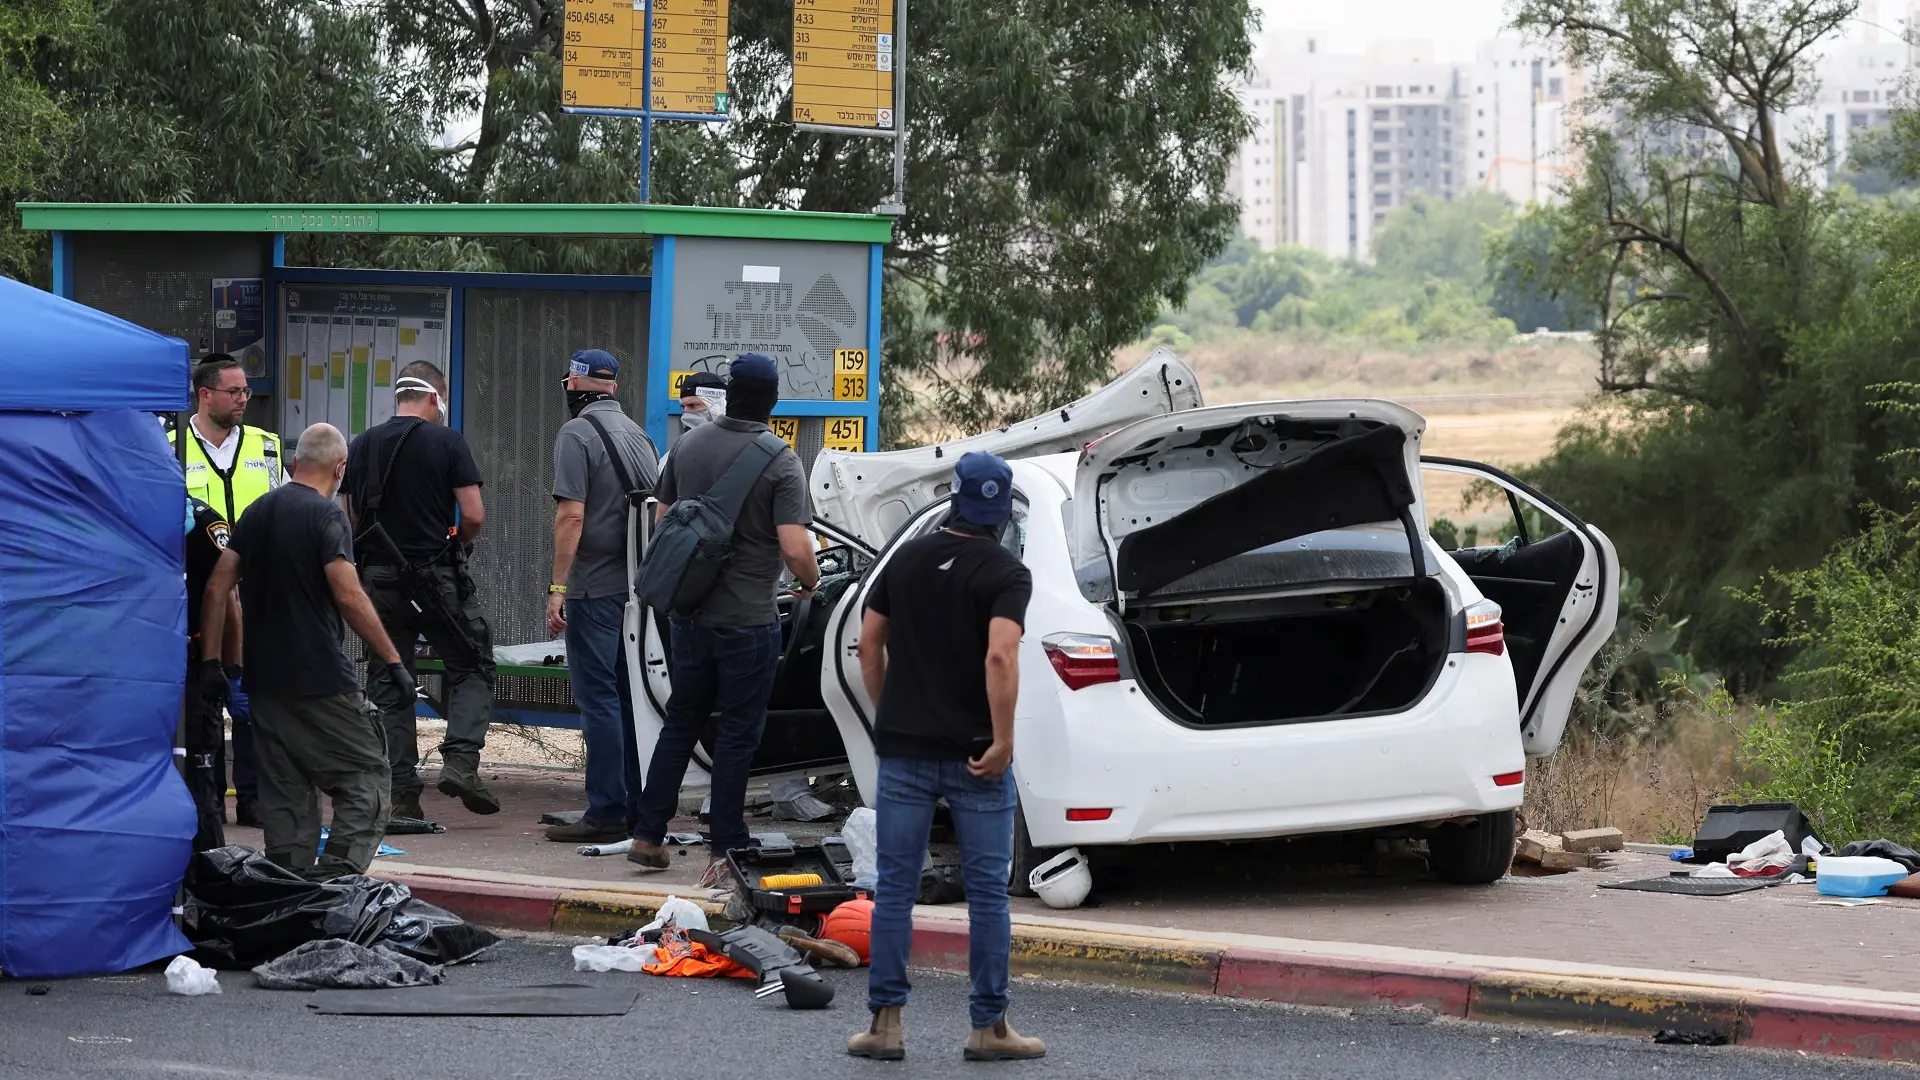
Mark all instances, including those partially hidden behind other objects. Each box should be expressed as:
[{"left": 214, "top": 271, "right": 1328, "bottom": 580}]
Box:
[
  {"left": 563, "top": 0, "right": 729, "bottom": 116},
  {"left": 792, "top": 0, "right": 894, "bottom": 129}
]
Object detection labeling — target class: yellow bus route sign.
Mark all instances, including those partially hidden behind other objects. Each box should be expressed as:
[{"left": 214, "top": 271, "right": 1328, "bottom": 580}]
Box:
[
  {"left": 792, "top": 0, "right": 895, "bottom": 131},
  {"left": 562, "top": 0, "right": 729, "bottom": 118}
]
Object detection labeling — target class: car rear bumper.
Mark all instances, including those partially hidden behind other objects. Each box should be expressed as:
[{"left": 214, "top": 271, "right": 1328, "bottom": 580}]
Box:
[{"left": 1016, "top": 653, "right": 1526, "bottom": 849}]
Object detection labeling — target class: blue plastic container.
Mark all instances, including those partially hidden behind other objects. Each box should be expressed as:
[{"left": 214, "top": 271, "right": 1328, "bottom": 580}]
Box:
[{"left": 1815, "top": 856, "right": 1910, "bottom": 897}]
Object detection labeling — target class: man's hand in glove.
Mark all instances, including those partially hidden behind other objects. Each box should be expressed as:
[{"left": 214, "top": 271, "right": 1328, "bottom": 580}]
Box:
[
  {"left": 386, "top": 662, "right": 418, "bottom": 705},
  {"left": 198, "top": 659, "right": 229, "bottom": 708}
]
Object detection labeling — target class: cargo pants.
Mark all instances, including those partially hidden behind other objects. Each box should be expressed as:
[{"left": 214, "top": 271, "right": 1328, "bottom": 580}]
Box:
[
  {"left": 249, "top": 692, "right": 392, "bottom": 879},
  {"left": 361, "top": 559, "right": 496, "bottom": 800}
]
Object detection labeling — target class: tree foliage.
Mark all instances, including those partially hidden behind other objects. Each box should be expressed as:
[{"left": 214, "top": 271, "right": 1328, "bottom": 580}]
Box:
[
  {"left": 1147, "top": 191, "right": 1539, "bottom": 348},
  {"left": 1505, "top": 0, "right": 1920, "bottom": 687},
  {"left": 3, "top": 0, "right": 1258, "bottom": 445}
]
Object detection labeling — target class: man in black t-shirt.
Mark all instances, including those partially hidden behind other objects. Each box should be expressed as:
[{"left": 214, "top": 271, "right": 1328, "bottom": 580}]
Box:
[
  {"left": 203, "top": 423, "right": 413, "bottom": 880},
  {"left": 185, "top": 496, "right": 234, "bottom": 852},
  {"left": 847, "top": 452, "right": 1044, "bottom": 1064},
  {"left": 340, "top": 360, "right": 498, "bottom": 821}
]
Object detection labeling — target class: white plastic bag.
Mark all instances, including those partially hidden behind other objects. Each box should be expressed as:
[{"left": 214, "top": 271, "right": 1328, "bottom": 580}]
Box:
[
  {"left": 638, "top": 895, "right": 709, "bottom": 934},
  {"left": 843, "top": 807, "right": 878, "bottom": 890},
  {"left": 1729, "top": 829, "right": 1795, "bottom": 876},
  {"left": 165, "top": 955, "right": 221, "bottom": 996},
  {"left": 572, "top": 945, "right": 650, "bottom": 973}
]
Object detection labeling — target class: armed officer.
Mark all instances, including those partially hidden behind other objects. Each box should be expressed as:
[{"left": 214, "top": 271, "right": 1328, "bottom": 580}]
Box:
[
  {"left": 174, "top": 353, "right": 281, "bottom": 828},
  {"left": 341, "top": 360, "right": 499, "bottom": 821}
]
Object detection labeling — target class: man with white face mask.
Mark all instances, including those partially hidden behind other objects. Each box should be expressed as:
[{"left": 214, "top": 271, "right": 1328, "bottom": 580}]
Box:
[
  {"left": 340, "top": 360, "right": 497, "bottom": 821},
  {"left": 202, "top": 423, "right": 409, "bottom": 879},
  {"left": 676, "top": 371, "right": 728, "bottom": 434}
]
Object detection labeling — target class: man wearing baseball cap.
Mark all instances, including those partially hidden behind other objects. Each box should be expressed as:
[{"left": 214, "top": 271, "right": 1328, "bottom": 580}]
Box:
[
  {"left": 627, "top": 353, "right": 819, "bottom": 885},
  {"left": 545, "top": 348, "right": 660, "bottom": 843},
  {"left": 676, "top": 370, "right": 727, "bottom": 433},
  {"left": 847, "top": 452, "right": 1043, "bottom": 1062}
]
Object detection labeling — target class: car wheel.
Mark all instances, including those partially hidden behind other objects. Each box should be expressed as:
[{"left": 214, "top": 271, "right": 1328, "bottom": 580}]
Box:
[
  {"left": 1007, "top": 800, "right": 1052, "bottom": 899},
  {"left": 1427, "top": 809, "right": 1517, "bottom": 884}
]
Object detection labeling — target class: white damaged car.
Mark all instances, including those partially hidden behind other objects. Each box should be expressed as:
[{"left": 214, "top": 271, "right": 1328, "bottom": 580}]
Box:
[{"left": 626, "top": 351, "right": 1618, "bottom": 886}]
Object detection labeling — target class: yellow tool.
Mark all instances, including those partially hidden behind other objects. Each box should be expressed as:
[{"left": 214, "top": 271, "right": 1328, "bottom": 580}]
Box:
[{"left": 759, "top": 873, "right": 824, "bottom": 889}]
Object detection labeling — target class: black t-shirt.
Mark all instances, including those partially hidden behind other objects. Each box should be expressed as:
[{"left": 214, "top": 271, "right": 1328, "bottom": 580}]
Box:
[
  {"left": 185, "top": 497, "right": 230, "bottom": 653},
  {"left": 341, "top": 417, "right": 483, "bottom": 563},
  {"left": 865, "top": 530, "right": 1033, "bottom": 760},
  {"left": 232, "top": 483, "right": 359, "bottom": 698}
]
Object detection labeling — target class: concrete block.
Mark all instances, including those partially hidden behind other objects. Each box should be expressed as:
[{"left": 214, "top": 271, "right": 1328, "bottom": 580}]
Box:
[
  {"left": 1540, "top": 850, "right": 1598, "bottom": 872},
  {"left": 1562, "top": 827, "right": 1625, "bottom": 854},
  {"left": 1515, "top": 830, "right": 1564, "bottom": 865}
]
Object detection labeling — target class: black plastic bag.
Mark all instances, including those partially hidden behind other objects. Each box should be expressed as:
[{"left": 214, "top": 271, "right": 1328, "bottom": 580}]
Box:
[
  {"left": 182, "top": 846, "right": 499, "bottom": 970},
  {"left": 1834, "top": 839, "right": 1920, "bottom": 873}
]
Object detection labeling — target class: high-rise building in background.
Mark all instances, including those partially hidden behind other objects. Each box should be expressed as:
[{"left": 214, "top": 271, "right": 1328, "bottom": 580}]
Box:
[{"left": 1229, "top": 18, "right": 1920, "bottom": 261}]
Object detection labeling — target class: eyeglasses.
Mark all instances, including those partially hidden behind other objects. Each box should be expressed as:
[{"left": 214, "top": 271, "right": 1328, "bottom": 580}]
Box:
[{"left": 208, "top": 386, "right": 252, "bottom": 400}]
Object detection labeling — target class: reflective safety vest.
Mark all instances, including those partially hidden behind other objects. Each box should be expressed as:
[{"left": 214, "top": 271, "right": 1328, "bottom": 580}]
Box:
[{"left": 173, "top": 422, "right": 282, "bottom": 523}]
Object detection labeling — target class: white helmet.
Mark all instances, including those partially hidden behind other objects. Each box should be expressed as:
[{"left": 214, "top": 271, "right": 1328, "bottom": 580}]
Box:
[{"left": 1028, "top": 848, "right": 1092, "bottom": 910}]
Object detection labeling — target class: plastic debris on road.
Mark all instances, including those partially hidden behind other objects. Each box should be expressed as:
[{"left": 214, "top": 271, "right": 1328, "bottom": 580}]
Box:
[
  {"left": 164, "top": 956, "right": 221, "bottom": 996},
  {"left": 769, "top": 776, "right": 835, "bottom": 822},
  {"left": 317, "top": 828, "right": 405, "bottom": 858},
  {"left": 253, "top": 940, "right": 442, "bottom": 990},
  {"left": 573, "top": 944, "right": 653, "bottom": 973},
  {"left": 639, "top": 895, "right": 710, "bottom": 934},
  {"left": 181, "top": 846, "right": 501, "bottom": 970},
  {"left": 843, "top": 807, "right": 878, "bottom": 890}
]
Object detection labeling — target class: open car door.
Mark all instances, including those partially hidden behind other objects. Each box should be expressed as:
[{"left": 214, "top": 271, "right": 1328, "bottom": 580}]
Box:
[
  {"left": 1419, "top": 458, "right": 1620, "bottom": 756},
  {"left": 810, "top": 348, "right": 1204, "bottom": 550}
]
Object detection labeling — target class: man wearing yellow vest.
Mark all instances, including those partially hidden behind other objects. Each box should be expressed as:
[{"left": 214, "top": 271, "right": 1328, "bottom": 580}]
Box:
[{"left": 173, "top": 353, "right": 282, "bottom": 828}]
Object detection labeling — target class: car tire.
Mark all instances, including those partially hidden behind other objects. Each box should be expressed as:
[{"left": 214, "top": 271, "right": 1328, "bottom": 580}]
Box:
[
  {"left": 1007, "top": 800, "right": 1052, "bottom": 899},
  {"left": 1427, "top": 809, "right": 1516, "bottom": 885}
]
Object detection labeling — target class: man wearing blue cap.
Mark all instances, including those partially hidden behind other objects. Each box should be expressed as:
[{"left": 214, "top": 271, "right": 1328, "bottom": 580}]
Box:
[
  {"left": 545, "top": 349, "right": 660, "bottom": 844},
  {"left": 847, "top": 452, "right": 1044, "bottom": 1063},
  {"left": 626, "top": 353, "right": 819, "bottom": 885}
]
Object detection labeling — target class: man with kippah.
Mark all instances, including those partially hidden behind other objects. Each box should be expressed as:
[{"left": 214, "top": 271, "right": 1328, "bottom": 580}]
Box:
[{"left": 626, "top": 353, "right": 819, "bottom": 887}]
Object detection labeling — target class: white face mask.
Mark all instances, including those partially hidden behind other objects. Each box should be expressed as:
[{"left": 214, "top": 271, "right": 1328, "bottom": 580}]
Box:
[{"left": 682, "top": 409, "right": 712, "bottom": 430}]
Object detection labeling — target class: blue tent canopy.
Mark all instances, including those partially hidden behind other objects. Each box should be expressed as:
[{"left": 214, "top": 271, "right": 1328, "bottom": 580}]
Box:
[
  {"left": 0, "top": 279, "right": 194, "bottom": 977},
  {"left": 0, "top": 275, "right": 190, "bottom": 411}
]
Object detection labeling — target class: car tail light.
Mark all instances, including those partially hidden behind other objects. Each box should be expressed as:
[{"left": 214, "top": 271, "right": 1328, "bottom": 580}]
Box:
[
  {"left": 1066, "top": 808, "right": 1113, "bottom": 821},
  {"left": 1493, "top": 770, "right": 1524, "bottom": 787},
  {"left": 1043, "top": 633, "right": 1120, "bottom": 690},
  {"left": 1464, "top": 600, "right": 1505, "bottom": 656}
]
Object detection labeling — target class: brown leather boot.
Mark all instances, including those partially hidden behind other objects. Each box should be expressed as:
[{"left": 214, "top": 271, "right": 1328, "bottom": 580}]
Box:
[
  {"left": 778, "top": 924, "right": 861, "bottom": 968},
  {"left": 847, "top": 1005, "right": 905, "bottom": 1061},
  {"left": 964, "top": 1017, "right": 1045, "bottom": 1061}
]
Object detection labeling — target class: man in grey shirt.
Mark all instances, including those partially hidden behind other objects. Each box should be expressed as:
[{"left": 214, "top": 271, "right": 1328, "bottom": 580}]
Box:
[
  {"left": 545, "top": 349, "right": 659, "bottom": 844},
  {"left": 628, "top": 353, "right": 819, "bottom": 885}
]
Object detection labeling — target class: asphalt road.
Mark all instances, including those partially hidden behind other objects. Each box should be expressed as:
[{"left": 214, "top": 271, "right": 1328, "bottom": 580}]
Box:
[{"left": 0, "top": 938, "right": 1903, "bottom": 1080}]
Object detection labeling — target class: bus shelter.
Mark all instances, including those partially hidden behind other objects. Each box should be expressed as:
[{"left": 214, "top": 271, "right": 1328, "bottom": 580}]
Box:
[{"left": 20, "top": 202, "right": 892, "bottom": 728}]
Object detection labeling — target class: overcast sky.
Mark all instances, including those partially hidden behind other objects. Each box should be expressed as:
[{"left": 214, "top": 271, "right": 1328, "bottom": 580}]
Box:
[{"left": 1258, "top": 0, "right": 1515, "bottom": 61}]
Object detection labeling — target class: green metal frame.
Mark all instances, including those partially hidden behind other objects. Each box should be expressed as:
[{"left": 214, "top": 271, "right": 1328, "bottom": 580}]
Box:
[{"left": 18, "top": 202, "right": 894, "bottom": 244}]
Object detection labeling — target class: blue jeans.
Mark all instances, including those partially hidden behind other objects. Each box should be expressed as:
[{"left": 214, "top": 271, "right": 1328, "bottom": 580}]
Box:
[
  {"left": 565, "top": 595, "right": 643, "bottom": 826},
  {"left": 632, "top": 619, "right": 780, "bottom": 857},
  {"left": 867, "top": 757, "right": 1016, "bottom": 1030}
]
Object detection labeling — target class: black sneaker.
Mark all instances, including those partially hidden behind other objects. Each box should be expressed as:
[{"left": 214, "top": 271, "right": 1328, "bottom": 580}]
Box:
[{"left": 545, "top": 818, "right": 629, "bottom": 844}]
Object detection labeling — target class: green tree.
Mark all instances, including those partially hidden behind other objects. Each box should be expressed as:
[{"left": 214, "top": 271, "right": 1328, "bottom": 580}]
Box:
[
  {"left": 1369, "top": 189, "right": 1513, "bottom": 287},
  {"left": 1228, "top": 245, "right": 1325, "bottom": 326},
  {"left": 1505, "top": 0, "right": 1920, "bottom": 686},
  {"left": 0, "top": 0, "right": 93, "bottom": 278},
  {"left": 378, "top": 0, "right": 1257, "bottom": 439}
]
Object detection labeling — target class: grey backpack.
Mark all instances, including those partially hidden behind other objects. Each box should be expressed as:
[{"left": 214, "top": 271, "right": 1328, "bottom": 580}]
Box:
[{"left": 637, "top": 430, "right": 788, "bottom": 616}]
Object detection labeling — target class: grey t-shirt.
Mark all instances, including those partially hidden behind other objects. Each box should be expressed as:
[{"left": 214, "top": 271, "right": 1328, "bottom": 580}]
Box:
[
  {"left": 553, "top": 399, "right": 659, "bottom": 601},
  {"left": 655, "top": 415, "right": 811, "bottom": 627}
]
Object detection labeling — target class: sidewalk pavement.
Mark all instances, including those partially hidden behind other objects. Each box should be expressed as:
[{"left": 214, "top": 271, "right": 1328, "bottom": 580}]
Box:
[{"left": 224, "top": 763, "right": 1920, "bottom": 1063}]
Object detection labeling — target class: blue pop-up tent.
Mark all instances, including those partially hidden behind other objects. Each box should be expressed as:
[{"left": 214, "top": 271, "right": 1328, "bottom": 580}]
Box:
[{"left": 0, "top": 275, "right": 196, "bottom": 977}]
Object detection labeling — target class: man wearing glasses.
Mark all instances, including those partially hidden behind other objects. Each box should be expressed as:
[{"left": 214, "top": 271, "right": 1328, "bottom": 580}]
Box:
[{"left": 173, "top": 353, "right": 283, "bottom": 830}]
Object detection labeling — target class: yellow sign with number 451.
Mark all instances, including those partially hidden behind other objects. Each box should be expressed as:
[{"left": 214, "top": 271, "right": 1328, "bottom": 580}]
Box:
[{"left": 824, "top": 416, "right": 865, "bottom": 451}]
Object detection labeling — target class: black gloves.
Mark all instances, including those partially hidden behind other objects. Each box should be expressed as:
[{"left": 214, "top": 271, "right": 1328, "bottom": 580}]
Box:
[
  {"left": 198, "top": 659, "right": 229, "bottom": 708},
  {"left": 386, "top": 662, "right": 418, "bottom": 705}
]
